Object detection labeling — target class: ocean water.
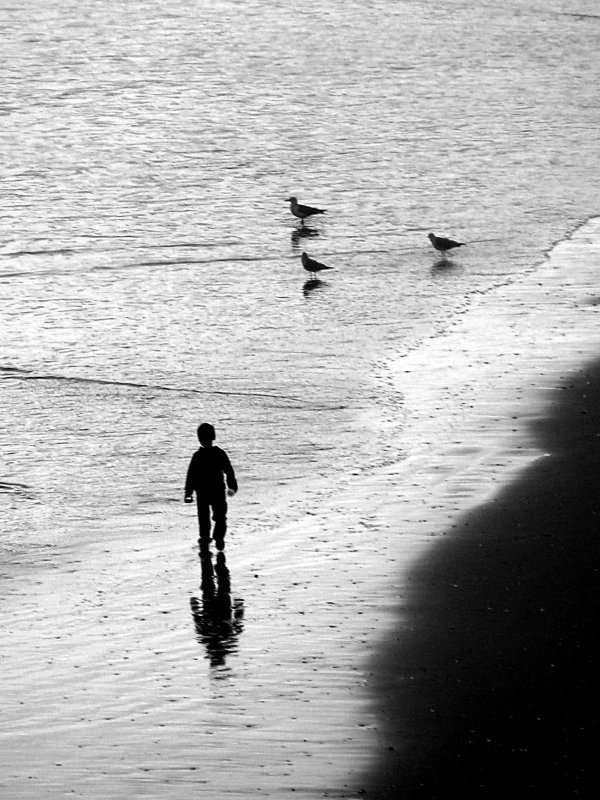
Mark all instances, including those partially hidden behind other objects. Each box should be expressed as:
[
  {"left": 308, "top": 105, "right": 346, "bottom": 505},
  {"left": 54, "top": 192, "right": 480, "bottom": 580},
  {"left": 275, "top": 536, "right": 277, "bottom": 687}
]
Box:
[
  {"left": 1, "top": 0, "right": 599, "bottom": 795},
  {"left": 2, "top": 0, "right": 599, "bottom": 551}
]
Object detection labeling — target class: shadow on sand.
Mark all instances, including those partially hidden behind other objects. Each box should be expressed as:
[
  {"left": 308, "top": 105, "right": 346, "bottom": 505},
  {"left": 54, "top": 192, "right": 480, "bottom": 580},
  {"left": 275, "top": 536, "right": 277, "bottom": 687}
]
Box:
[{"left": 362, "top": 360, "right": 600, "bottom": 798}]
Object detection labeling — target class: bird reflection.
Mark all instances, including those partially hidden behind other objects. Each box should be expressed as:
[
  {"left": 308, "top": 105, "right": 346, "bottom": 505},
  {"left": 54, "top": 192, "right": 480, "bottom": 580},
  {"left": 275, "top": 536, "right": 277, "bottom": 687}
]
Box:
[
  {"left": 303, "top": 277, "right": 329, "bottom": 296},
  {"left": 431, "top": 256, "right": 459, "bottom": 273},
  {"left": 291, "top": 225, "right": 319, "bottom": 249},
  {"left": 190, "top": 550, "right": 244, "bottom": 670},
  {"left": 431, "top": 257, "right": 463, "bottom": 278}
]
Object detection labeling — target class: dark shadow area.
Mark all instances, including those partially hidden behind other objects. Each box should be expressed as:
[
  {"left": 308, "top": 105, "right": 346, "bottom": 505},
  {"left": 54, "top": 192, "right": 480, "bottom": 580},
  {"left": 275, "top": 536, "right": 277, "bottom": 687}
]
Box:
[
  {"left": 363, "top": 360, "right": 600, "bottom": 798},
  {"left": 291, "top": 225, "right": 319, "bottom": 248},
  {"left": 303, "top": 278, "right": 329, "bottom": 296},
  {"left": 190, "top": 550, "right": 244, "bottom": 670}
]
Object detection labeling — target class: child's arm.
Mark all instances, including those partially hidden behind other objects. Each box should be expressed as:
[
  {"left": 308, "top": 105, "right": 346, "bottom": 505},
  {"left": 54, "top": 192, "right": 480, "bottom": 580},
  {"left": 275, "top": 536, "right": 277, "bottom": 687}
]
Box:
[
  {"left": 184, "top": 455, "right": 196, "bottom": 502},
  {"left": 223, "top": 452, "right": 238, "bottom": 496}
]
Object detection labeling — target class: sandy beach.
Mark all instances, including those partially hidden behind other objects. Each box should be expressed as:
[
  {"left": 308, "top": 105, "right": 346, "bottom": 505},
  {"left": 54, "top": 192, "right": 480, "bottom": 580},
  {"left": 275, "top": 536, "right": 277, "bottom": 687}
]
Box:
[{"left": 2, "top": 220, "right": 599, "bottom": 799}]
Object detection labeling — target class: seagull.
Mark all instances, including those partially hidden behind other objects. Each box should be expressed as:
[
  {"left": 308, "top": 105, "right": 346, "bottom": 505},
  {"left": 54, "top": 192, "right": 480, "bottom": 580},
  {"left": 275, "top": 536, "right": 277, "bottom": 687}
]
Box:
[
  {"left": 287, "top": 196, "right": 326, "bottom": 225},
  {"left": 428, "top": 232, "right": 465, "bottom": 254},
  {"left": 301, "top": 251, "right": 332, "bottom": 277}
]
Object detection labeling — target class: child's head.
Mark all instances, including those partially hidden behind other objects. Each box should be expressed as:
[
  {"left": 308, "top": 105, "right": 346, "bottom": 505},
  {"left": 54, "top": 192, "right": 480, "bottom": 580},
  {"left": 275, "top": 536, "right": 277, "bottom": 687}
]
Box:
[{"left": 197, "top": 422, "right": 216, "bottom": 446}]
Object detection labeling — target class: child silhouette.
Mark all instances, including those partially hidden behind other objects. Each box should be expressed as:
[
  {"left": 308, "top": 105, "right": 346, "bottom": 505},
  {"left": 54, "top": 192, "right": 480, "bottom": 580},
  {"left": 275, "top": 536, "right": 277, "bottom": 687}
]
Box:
[{"left": 184, "top": 423, "right": 237, "bottom": 550}]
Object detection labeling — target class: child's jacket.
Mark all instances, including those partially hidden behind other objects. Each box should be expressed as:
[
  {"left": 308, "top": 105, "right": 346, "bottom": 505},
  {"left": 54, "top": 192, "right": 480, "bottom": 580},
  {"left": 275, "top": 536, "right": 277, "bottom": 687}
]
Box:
[{"left": 185, "top": 446, "right": 238, "bottom": 500}]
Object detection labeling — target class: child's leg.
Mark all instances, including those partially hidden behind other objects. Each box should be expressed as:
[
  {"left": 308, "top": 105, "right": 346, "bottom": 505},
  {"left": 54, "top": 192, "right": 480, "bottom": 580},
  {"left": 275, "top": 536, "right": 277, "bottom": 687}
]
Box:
[
  {"left": 211, "top": 499, "right": 228, "bottom": 550},
  {"left": 196, "top": 499, "right": 212, "bottom": 547}
]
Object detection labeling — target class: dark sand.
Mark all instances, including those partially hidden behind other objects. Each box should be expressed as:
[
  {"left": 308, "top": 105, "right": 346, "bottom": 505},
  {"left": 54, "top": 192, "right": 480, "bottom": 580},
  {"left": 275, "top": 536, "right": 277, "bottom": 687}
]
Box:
[{"left": 364, "top": 360, "right": 600, "bottom": 798}]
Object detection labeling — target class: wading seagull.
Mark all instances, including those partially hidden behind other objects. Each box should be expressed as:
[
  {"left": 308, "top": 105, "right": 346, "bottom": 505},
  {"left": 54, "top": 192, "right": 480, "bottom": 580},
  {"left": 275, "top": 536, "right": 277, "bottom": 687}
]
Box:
[
  {"left": 287, "top": 196, "right": 326, "bottom": 225},
  {"left": 428, "top": 232, "right": 465, "bottom": 254},
  {"left": 301, "top": 251, "right": 333, "bottom": 278}
]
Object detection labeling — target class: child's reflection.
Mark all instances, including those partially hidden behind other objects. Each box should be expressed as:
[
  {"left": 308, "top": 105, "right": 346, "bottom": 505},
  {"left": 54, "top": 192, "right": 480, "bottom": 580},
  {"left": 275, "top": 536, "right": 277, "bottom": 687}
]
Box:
[{"left": 190, "top": 551, "right": 244, "bottom": 670}]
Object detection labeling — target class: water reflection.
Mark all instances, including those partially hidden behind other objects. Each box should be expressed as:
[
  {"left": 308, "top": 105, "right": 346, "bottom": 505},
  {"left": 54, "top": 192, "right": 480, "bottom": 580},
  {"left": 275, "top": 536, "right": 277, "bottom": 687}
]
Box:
[
  {"left": 190, "top": 550, "right": 244, "bottom": 670},
  {"left": 291, "top": 225, "right": 319, "bottom": 249},
  {"left": 431, "top": 257, "right": 460, "bottom": 274},
  {"left": 303, "top": 278, "right": 329, "bottom": 297}
]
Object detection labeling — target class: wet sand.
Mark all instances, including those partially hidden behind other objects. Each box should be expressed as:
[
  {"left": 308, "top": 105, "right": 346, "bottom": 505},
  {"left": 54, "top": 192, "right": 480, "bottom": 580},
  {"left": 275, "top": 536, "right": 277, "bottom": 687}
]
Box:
[{"left": 360, "top": 221, "right": 600, "bottom": 798}]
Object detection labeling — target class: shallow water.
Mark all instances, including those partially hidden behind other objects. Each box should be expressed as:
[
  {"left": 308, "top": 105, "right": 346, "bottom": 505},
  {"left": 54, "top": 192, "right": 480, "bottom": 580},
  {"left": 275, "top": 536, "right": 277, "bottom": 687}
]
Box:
[
  {"left": 3, "top": 0, "right": 600, "bottom": 544},
  {"left": 1, "top": 0, "right": 600, "bottom": 796}
]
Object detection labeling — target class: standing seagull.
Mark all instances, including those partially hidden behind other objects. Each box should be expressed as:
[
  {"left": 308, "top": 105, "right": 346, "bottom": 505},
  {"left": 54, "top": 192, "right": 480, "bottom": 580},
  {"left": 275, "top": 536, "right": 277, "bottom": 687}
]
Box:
[
  {"left": 287, "top": 196, "right": 326, "bottom": 225},
  {"left": 301, "top": 251, "right": 333, "bottom": 278},
  {"left": 428, "top": 232, "right": 465, "bottom": 254}
]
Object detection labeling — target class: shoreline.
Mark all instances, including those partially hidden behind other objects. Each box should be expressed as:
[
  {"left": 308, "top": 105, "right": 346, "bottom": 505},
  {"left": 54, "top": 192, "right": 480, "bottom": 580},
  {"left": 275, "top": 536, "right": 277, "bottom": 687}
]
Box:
[{"left": 357, "top": 218, "right": 600, "bottom": 796}]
